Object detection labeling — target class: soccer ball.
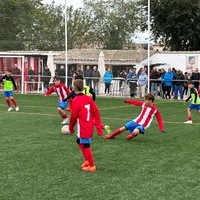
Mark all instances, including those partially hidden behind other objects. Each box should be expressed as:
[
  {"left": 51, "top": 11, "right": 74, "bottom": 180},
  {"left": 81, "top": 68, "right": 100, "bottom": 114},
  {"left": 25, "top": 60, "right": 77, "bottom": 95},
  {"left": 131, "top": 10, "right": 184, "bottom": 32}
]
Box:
[{"left": 61, "top": 125, "right": 70, "bottom": 134}]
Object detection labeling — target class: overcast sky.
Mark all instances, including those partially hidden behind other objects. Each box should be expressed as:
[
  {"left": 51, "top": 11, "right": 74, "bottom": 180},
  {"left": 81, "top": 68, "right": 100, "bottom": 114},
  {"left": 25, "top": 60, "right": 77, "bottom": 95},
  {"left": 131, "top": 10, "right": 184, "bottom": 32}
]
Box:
[{"left": 42, "top": 0, "right": 83, "bottom": 9}]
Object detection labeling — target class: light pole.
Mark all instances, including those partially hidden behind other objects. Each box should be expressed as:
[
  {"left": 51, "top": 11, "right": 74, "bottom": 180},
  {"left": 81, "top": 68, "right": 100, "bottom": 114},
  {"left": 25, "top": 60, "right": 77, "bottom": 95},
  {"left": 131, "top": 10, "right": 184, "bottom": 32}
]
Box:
[
  {"left": 65, "top": 0, "right": 68, "bottom": 86},
  {"left": 147, "top": 0, "right": 151, "bottom": 93}
]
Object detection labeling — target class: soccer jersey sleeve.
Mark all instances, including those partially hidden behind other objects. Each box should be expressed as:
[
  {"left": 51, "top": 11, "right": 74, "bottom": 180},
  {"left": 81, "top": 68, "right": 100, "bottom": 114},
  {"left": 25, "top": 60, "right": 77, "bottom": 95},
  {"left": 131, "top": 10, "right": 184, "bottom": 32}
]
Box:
[{"left": 155, "top": 109, "right": 164, "bottom": 131}]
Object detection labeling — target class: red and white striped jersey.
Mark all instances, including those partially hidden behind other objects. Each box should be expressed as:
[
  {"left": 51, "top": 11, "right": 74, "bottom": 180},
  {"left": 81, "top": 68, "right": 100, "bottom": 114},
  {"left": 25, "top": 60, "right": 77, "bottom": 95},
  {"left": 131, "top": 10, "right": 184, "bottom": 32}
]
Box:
[
  {"left": 125, "top": 99, "right": 164, "bottom": 131},
  {"left": 45, "top": 83, "right": 70, "bottom": 102}
]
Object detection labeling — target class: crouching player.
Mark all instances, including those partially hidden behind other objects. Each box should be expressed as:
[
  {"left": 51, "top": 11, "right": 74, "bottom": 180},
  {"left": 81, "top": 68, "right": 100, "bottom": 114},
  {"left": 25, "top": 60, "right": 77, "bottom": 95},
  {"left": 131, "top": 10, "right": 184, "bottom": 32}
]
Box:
[
  {"left": 103, "top": 93, "right": 165, "bottom": 140},
  {"left": 68, "top": 79, "right": 103, "bottom": 172}
]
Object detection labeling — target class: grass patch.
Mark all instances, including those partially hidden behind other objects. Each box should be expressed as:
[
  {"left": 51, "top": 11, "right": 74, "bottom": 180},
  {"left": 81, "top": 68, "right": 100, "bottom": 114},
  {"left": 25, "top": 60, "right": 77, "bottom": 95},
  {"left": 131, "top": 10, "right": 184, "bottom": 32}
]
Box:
[{"left": 0, "top": 93, "right": 200, "bottom": 200}]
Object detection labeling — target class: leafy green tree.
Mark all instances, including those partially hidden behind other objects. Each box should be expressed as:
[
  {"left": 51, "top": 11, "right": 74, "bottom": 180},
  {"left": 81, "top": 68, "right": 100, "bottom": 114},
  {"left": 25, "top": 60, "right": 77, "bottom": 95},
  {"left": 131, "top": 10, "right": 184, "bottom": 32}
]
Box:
[
  {"left": 139, "top": 0, "right": 200, "bottom": 51},
  {"left": 19, "top": 2, "right": 65, "bottom": 51},
  {"left": 0, "top": 0, "right": 36, "bottom": 50},
  {"left": 82, "top": 0, "right": 140, "bottom": 49}
]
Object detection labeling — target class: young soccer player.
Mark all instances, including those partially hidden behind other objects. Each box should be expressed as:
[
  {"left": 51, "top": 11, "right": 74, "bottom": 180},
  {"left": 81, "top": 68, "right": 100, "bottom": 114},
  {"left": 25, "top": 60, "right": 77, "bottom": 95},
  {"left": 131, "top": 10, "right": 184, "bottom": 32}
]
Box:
[
  {"left": 0, "top": 69, "right": 19, "bottom": 111},
  {"left": 103, "top": 93, "right": 165, "bottom": 140},
  {"left": 45, "top": 76, "right": 70, "bottom": 124},
  {"left": 184, "top": 81, "right": 200, "bottom": 124},
  {"left": 68, "top": 79, "right": 103, "bottom": 172},
  {"left": 63, "top": 74, "right": 111, "bottom": 134}
]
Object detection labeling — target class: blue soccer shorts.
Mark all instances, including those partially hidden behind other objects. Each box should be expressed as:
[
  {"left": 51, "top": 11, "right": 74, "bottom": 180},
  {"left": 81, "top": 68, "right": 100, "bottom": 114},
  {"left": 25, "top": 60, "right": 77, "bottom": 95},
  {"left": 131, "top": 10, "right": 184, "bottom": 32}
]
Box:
[
  {"left": 58, "top": 101, "right": 68, "bottom": 110},
  {"left": 189, "top": 104, "right": 200, "bottom": 111},
  {"left": 4, "top": 91, "right": 13, "bottom": 97},
  {"left": 125, "top": 120, "right": 145, "bottom": 134},
  {"left": 80, "top": 138, "right": 92, "bottom": 144}
]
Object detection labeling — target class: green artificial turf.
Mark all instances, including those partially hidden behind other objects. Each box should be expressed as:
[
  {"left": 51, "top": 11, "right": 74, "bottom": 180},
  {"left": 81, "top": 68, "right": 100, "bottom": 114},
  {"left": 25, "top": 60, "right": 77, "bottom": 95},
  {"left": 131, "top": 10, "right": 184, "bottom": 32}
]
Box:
[{"left": 0, "top": 93, "right": 199, "bottom": 200}]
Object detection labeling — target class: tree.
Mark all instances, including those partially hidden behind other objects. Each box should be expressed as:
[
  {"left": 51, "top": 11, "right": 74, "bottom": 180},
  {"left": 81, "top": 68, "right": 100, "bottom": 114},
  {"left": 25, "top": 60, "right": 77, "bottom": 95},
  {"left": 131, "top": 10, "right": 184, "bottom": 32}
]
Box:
[
  {"left": 82, "top": 0, "right": 140, "bottom": 49},
  {"left": 139, "top": 0, "right": 200, "bottom": 51},
  {"left": 18, "top": 2, "right": 65, "bottom": 51},
  {"left": 0, "top": 0, "right": 37, "bottom": 50}
]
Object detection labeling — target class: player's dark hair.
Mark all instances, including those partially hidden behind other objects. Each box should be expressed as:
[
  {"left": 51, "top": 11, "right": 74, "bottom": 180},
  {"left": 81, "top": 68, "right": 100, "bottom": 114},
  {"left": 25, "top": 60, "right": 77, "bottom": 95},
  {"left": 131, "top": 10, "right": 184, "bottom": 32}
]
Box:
[
  {"left": 53, "top": 76, "right": 60, "bottom": 81},
  {"left": 145, "top": 93, "right": 155, "bottom": 102},
  {"left": 73, "top": 79, "right": 83, "bottom": 91},
  {"left": 188, "top": 80, "right": 194, "bottom": 85},
  {"left": 75, "top": 74, "right": 83, "bottom": 80}
]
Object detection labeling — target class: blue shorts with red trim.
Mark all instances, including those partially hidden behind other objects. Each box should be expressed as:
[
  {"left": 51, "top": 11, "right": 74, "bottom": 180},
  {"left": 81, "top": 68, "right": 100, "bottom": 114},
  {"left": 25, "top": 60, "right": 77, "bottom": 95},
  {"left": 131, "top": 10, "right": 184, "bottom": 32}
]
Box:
[{"left": 125, "top": 120, "right": 145, "bottom": 134}]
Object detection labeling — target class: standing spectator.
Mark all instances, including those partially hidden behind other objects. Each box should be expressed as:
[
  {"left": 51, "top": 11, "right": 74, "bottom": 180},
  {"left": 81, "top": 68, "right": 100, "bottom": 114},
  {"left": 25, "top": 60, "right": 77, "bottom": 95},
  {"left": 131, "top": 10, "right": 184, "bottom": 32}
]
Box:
[
  {"left": 91, "top": 66, "right": 101, "bottom": 95},
  {"left": 69, "top": 79, "right": 103, "bottom": 172},
  {"left": 0, "top": 69, "right": 19, "bottom": 111},
  {"left": 118, "top": 69, "right": 127, "bottom": 89},
  {"left": 127, "top": 68, "right": 137, "bottom": 97},
  {"left": 190, "top": 68, "right": 200, "bottom": 90},
  {"left": 150, "top": 67, "right": 160, "bottom": 97},
  {"left": 27, "top": 66, "right": 35, "bottom": 91},
  {"left": 42, "top": 66, "right": 52, "bottom": 92},
  {"left": 76, "top": 66, "right": 83, "bottom": 76},
  {"left": 137, "top": 69, "right": 148, "bottom": 98},
  {"left": 103, "top": 67, "right": 113, "bottom": 95},
  {"left": 163, "top": 68, "right": 174, "bottom": 99},
  {"left": 45, "top": 76, "right": 71, "bottom": 124},
  {"left": 84, "top": 66, "right": 92, "bottom": 87},
  {"left": 58, "top": 65, "right": 66, "bottom": 84},
  {"left": 174, "top": 70, "right": 185, "bottom": 100},
  {"left": 12, "top": 64, "right": 21, "bottom": 90},
  {"left": 183, "top": 72, "right": 190, "bottom": 96},
  {"left": 160, "top": 68, "right": 166, "bottom": 98}
]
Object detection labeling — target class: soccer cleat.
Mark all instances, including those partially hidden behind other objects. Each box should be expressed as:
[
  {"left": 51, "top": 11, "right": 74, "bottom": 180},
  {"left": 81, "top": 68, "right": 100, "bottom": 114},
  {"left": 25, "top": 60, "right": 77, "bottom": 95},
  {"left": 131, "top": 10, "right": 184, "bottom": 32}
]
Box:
[
  {"left": 8, "top": 107, "right": 13, "bottom": 112},
  {"left": 103, "top": 134, "right": 114, "bottom": 139},
  {"left": 184, "top": 120, "right": 193, "bottom": 124},
  {"left": 15, "top": 107, "right": 19, "bottom": 112},
  {"left": 126, "top": 133, "right": 137, "bottom": 140},
  {"left": 82, "top": 165, "right": 96, "bottom": 172},
  {"left": 61, "top": 118, "right": 69, "bottom": 124},
  {"left": 81, "top": 160, "right": 89, "bottom": 168},
  {"left": 104, "top": 125, "right": 111, "bottom": 134}
]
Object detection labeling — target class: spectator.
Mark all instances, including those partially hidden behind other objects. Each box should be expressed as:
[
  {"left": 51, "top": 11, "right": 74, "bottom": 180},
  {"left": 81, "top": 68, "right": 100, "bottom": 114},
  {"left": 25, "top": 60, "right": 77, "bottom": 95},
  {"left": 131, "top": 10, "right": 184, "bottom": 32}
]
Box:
[
  {"left": 174, "top": 70, "right": 185, "bottom": 100},
  {"left": 84, "top": 66, "right": 92, "bottom": 87},
  {"left": 190, "top": 68, "right": 200, "bottom": 90},
  {"left": 76, "top": 66, "right": 83, "bottom": 76},
  {"left": 27, "top": 66, "right": 35, "bottom": 91},
  {"left": 91, "top": 66, "right": 101, "bottom": 95},
  {"left": 183, "top": 72, "right": 190, "bottom": 96},
  {"left": 163, "top": 68, "right": 174, "bottom": 99},
  {"left": 103, "top": 67, "right": 113, "bottom": 95},
  {"left": 42, "top": 66, "right": 52, "bottom": 92},
  {"left": 160, "top": 68, "right": 166, "bottom": 99},
  {"left": 137, "top": 69, "right": 148, "bottom": 98},
  {"left": 12, "top": 64, "right": 21, "bottom": 90},
  {"left": 150, "top": 67, "right": 160, "bottom": 97},
  {"left": 118, "top": 69, "right": 127, "bottom": 89},
  {"left": 58, "top": 66, "right": 66, "bottom": 84}
]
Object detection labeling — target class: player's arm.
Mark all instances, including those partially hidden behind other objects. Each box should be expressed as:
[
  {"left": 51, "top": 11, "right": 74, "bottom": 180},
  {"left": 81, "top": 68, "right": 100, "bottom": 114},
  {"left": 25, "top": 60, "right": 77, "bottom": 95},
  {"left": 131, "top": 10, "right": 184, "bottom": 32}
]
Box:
[
  {"left": 63, "top": 90, "right": 76, "bottom": 102},
  {"left": 11, "top": 77, "right": 17, "bottom": 90},
  {"left": 91, "top": 101, "right": 103, "bottom": 135},
  {"left": 44, "top": 85, "right": 54, "bottom": 96},
  {"left": 69, "top": 101, "right": 78, "bottom": 133},
  {"left": 124, "top": 99, "right": 143, "bottom": 107},
  {"left": 89, "top": 87, "right": 96, "bottom": 101},
  {"left": 155, "top": 109, "right": 164, "bottom": 132}
]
